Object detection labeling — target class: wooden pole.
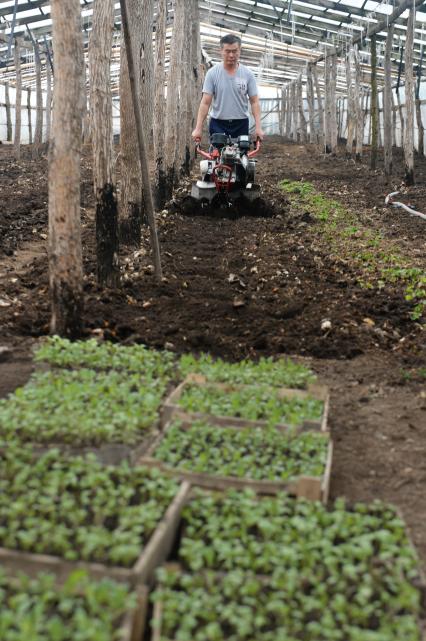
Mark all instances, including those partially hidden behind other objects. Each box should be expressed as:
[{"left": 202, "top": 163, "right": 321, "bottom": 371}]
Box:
[
  {"left": 384, "top": 25, "right": 394, "bottom": 175},
  {"left": 297, "top": 74, "right": 307, "bottom": 142},
  {"left": 396, "top": 47, "right": 405, "bottom": 148},
  {"left": 120, "top": 0, "right": 163, "bottom": 281},
  {"left": 153, "top": 0, "right": 167, "bottom": 207},
  {"left": 166, "top": 0, "right": 185, "bottom": 192},
  {"left": 330, "top": 53, "right": 338, "bottom": 153},
  {"left": 285, "top": 84, "right": 292, "bottom": 138},
  {"left": 415, "top": 45, "right": 424, "bottom": 156},
  {"left": 354, "top": 46, "right": 363, "bottom": 161},
  {"left": 345, "top": 49, "right": 354, "bottom": 155},
  {"left": 33, "top": 38, "right": 43, "bottom": 156},
  {"left": 5, "top": 83, "right": 12, "bottom": 142},
  {"left": 404, "top": 5, "right": 415, "bottom": 185},
  {"left": 14, "top": 38, "right": 22, "bottom": 159},
  {"left": 49, "top": 0, "right": 84, "bottom": 337},
  {"left": 306, "top": 63, "right": 316, "bottom": 143},
  {"left": 90, "top": 0, "right": 120, "bottom": 287},
  {"left": 370, "top": 34, "right": 378, "bottom": 170},
  {"left": 45, "top": 50, "right": 52, "bottom": 143},
  {"left": 27, "top": 86, "right": 32, "bottom": 144},
  {"left": 312, "top": 64, "right": 324, "bottom": 147}
]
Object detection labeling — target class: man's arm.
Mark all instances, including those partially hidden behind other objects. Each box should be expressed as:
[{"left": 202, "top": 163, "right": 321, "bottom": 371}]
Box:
[
  {"left": 249, "top": 95, "right": 264, "bottom": 140},
  {"left": 192, "top": 93, "right": 213, "bottom": 140}
]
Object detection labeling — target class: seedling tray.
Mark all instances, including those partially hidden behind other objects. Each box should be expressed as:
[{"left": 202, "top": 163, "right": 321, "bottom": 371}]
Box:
[
  {"left": 161, "top": 375, "right": 330, "bottom": 433},
  {"left": 0, "top": 481, "right": 191, "bottom": 587},
  {"left": 137, "top": 420, "right": 333, "bottom": 502}
]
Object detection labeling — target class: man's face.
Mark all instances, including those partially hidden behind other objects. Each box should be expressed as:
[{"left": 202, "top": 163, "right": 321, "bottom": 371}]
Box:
[{"left": 221, "top": 43, "right": 241, "bottom": 66}]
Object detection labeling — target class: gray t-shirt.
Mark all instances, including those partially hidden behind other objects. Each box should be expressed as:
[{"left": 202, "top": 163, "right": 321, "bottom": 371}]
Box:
[{"left": 202, "top": 62, "right": 258, "bottom": 120}]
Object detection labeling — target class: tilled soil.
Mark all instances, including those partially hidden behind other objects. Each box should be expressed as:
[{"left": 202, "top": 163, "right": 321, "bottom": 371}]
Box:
[{"left": 0, "top": 138, "right": 425, "bottom": 570}]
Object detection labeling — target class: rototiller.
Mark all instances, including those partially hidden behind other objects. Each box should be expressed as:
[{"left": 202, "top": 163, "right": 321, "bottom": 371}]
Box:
[{"left": 182, "top": 134, "right": 262, "bottom": 214}]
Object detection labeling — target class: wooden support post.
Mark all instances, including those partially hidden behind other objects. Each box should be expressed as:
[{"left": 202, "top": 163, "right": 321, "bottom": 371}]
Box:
[
  {"left": 391, "top": 88, "right": 396, "bottom": 147},
  {"left": 27, "top": 86, "right": 32, "bottom": 144},
  {"left": 290, "top": 81, "right": 297, "bottom": 140},
  {"left": 120, "top": 0, "right": 163, "bottom": 281},
  {"left": 345, "top": 49, "right": 354, "bottom": 155},
  {"left": 415, "top": 45, "right": 424, "bottom": 156},
  {"left": 33, "top": 38, "right": 43, "bottom": 156},
  {"left": 164, "top": 0, "right": 184, "bottom": 198},
  {"left": 306, "top": 63, "right": 316, "bottom": 143},
  {"left": 383, "top": 24, "right": 394, "bottom": 175},
  {"left": 370, "top": 34, "right": 378, "bottom": 170},
  {"left": 90, "top": 0, "right": 120, "bottom": 287},
  {"left": 404, "top": 5, "right": 415, "bottom": 185},
  {"left": 396, "top": 47, "right": 405, "bottom": 148},
  {"left": 49, "top": 0, "right": 84, "bottom": 337},
  {"left": 14, "top": 38, "right": 22, "bottom": 159},
  {"left": 280, "top": 86, "right": 285, "bottom": 137},
  {"left": 312, "top": 64, "right": 324, "bottom": 146},
  {"left": 5, "top": 83, "right": 12, "bottom": 142},
  {"left": 354, "top": 46, "right": 363, "bottom": 161},
  {"left": 285, "top": 84, "right": 292, "bottom": 138},
  {"left": 190, "top": 0, "right": 202, "bottom": 160},
  {"left": 177, "top": 1, "right": 192, "bottom": 175},
  {"left": 297, "top": 74, "right": 307, "bottom": 142},
  {"left": 330, "top": 53, "right": 338, "bottom": 152},
  {"left": 153, "top": 0, "right": 167, "bottom": 208},
  {"left": 45, "top": 50, "right": 52, "bottom": 144}
]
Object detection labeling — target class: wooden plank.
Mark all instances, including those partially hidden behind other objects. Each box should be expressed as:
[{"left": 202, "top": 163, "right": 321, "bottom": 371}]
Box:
[
  {"left": 0, "top": 481, "right": 189, "bottom": 586},
  {"left": 120, "top": 586, "right": 149, "bottom": 641}
]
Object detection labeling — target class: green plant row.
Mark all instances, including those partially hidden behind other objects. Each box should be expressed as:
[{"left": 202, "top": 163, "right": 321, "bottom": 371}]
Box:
[
  {"left": 35, "top": 337, "right": 317, "bottom": 390},
  {"left": 153, "top": 420, "right": 328, "bottom": 481},
  {"left": 0, "top": 368, "right": 167, "bottom": 446},
  {"left": 34, "top": 336, "right": 175, "bottom": 378},
  {"left": 280, "top": 179, "right": 425, "bottom": 321},
  {"left": 179, "top": 491, "right": 419, "bottom": 578},
  {"left": 0, "top": 569, "right": 134, "bottom": 641},
  {"left": 0, "top": 444, "right": 179, "bottom": 567},
  {"left": 153, "top": 567, "right": 421, "bottom": 641},
  {"left": 179, "top": 353, "right": 316, "bottom": 389},
  {"left": 177, "top": 384, "right": 323, "bottom": 426}
]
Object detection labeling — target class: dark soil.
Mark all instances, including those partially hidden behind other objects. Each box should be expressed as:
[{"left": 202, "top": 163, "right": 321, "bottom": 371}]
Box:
[{"left": 0, "top": 138, "right": 425, "bottom": 573}]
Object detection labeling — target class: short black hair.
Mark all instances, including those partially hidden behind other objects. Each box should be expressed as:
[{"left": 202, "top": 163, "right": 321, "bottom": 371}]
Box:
[{"left": 220, "top": 34, "right": 242, "bottom": 48}]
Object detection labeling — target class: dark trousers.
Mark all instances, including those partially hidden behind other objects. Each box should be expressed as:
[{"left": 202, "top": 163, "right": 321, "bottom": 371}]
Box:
[{"left": 209, "top": 117, "right": 249, "bottom": 138}]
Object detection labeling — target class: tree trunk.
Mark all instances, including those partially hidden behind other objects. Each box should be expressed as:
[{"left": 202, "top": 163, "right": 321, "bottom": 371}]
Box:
[
  {"left": 33, "top": 39, "right": 43, "bottom": 157},
  {"left": 49, "top": 0, "right": 84, "bottom": 337},
  {"left": 27, "top": 87, "right": 32, "bottom": 144},
  {"left": 312, "top": 64, "right": 324, "bottom": 147},
  {"left": 5, "top": 83, "right": 12, "bottom": 142},
  {"left": 139, "top": 0, "right": 154, "bottom": 143},
  {"left": 177, "top": 1, "right": 192, "bottom": 175},
  {"left": 345, "top": 50, "right": 354, "bottom": 155},
  {"left": 14, "top": 39, "right": 22, "bottom": 159},
  {"left": 306, "top": 64, "right": 315, "bottom": 143},
  {"left": 120, "top": 0, "right": 162, "bottom": 281},
  {"left": 404, "top": 6, "right": 415, "bottom": 185},
  {"left": 45, "top": 51, "right": 52, "bottom": 143},
  {"left": 90, "top": 0, "right": 120, "bottom": 286},
  {"left": 190, "top": 0, "right": 202, "bottom": 161},
  {"left": 119, "top": 32, "right": 142, "bottom": 245},
  {"left": 370, "top": 34, "right": 378, "bottom": 170},
  {"left": 354, "top": 46, "right": 363, "bottom": 161},
  {"left": 297, "top": 75, "right": 307, "bottom": 142},
  {"left": 153, "top": 0, "right": 167, "bottom": 208},
  {"left": 165, "top": 0, "right": 185, "bottom": 198},
  {"left": 383, "top": 25, "right": 394, "bottom": 175},
  {"left": 415, "top": 98, "right": 424, "bottom": 156}
]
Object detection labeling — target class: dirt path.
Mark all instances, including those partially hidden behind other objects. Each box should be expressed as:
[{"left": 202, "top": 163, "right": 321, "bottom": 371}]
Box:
[{"left": 1, "top": 138, "right": 425, "bottom": 568}]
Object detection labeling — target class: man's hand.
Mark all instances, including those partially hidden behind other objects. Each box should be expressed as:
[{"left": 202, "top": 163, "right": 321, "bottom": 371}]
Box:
[
  {"left": 255, "top": 127, "right": 265, "bottom": 141},
  {"left": 191, "top": 128, "right": 202, "bottom": 142}
]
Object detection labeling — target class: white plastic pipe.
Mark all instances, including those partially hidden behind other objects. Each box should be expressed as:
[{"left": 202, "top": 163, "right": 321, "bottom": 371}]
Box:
[{"left": 385, "top": 191, "right": 426, "bottom": 221}]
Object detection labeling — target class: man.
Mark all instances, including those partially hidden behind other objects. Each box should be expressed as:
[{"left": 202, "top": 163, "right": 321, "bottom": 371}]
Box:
[{"left": 191, "top": 34, "right": 264, "bottom": 142}]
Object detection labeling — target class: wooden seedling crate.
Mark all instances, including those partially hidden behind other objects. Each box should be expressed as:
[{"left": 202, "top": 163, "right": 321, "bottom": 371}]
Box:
[
  {"left": 161, "top": 374, "right": 330, "bottom": 433},
  {"left": 0, "top": 481, "right": 191, "bottom": 587},
  {"left": 137, "top": 419, "right": 333, "bottom": 503},
  {"left": 120, "top": 586, "right": 149, "bottom": 641}
]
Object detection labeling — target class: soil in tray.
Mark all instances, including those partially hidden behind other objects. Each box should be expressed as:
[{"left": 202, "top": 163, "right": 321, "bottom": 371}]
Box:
[
  {"left": 0, "top": 568, "right": 134, "bottom": 641},
  {"left": 0, "top": 445, "right": 179, "bottom": 567},
  {"left": 152, "top": 420, "right": 328, "bottom": 481}
]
